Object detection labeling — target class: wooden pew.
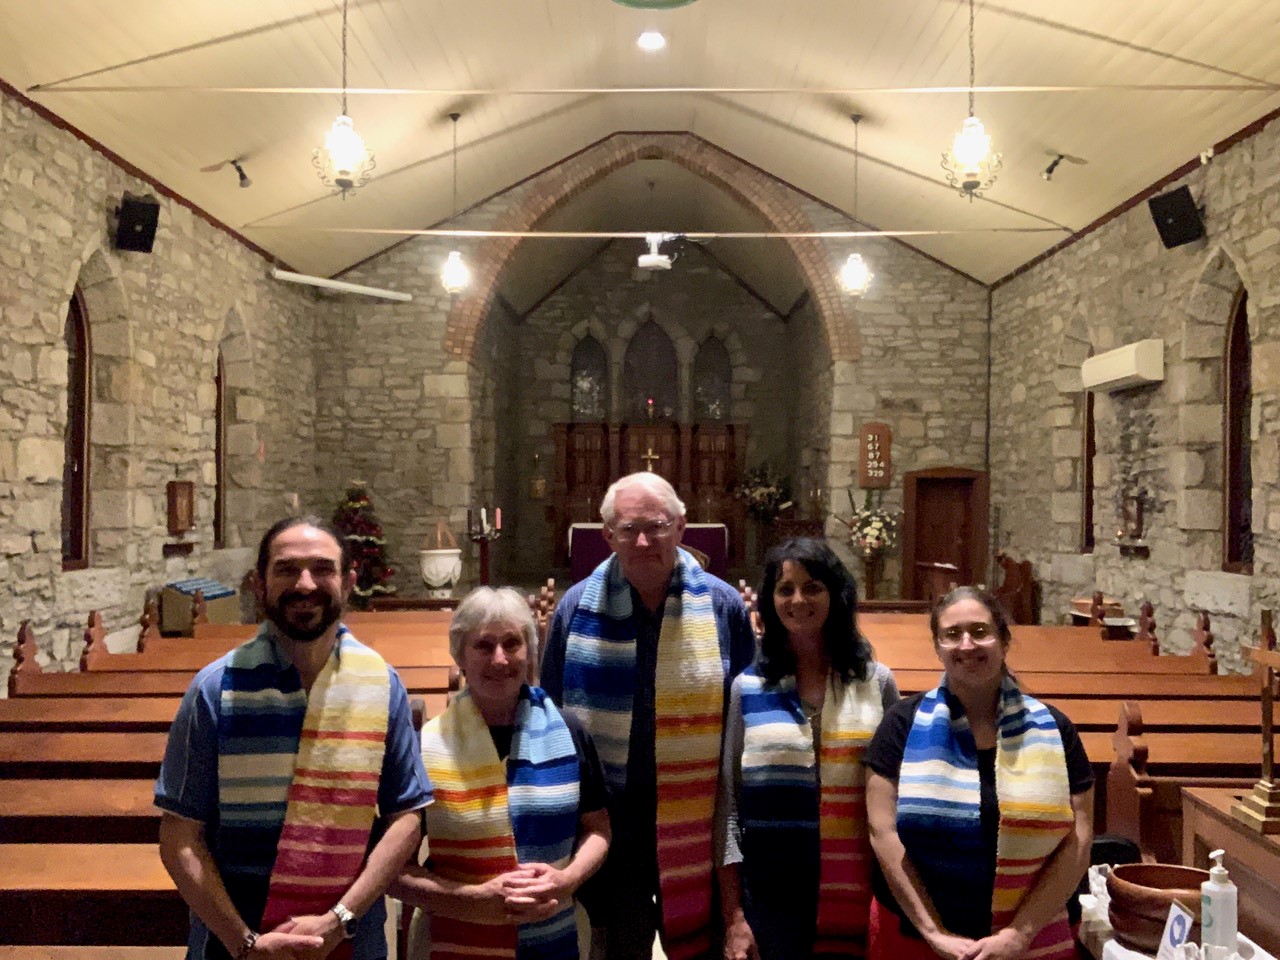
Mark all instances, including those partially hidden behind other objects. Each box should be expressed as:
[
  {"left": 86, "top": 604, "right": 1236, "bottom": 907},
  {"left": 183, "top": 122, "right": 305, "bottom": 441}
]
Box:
[
  {"left": 11, "top": 666, "right": 455, "bottom": 700},
  {"left": 891, "top": 669, "right": 1260, "bottom": 699},
  {"left": 0, "top": 844, "right": 185, "bottom": 946},
  {"left": 1107, "top": 700, "right": 1258, "bottom": 863},
  {"left": 0, "top": 949, "right": 184, "bottom": 959},
  {"left": 0, "top": 780, "right": 158, "bottom": 843},
  {"left": 0, "top": 698, "right": 180, "bottom": 733}
]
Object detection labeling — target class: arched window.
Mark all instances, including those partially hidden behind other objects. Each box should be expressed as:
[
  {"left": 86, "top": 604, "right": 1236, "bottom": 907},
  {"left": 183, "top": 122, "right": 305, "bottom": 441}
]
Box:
[
  {"left": 1080, "top": 355, "right": 1095, "bottom": 553},
  {"left": 570, "top": 335, "right": 609, "bottom": 421},
  {"left": 214, "top": 348, "right": 227, "bottom": 547},
  {"left": 622, "top": 318, "right": 677, "bottom": 421},
  {"left": 693, "top": 336, "right": 731, "bottom": 421},
  {"left": 1224, "top": 287, "right": 1252, "bottom": 572},
  {"left": 61, "top": 288, "right": 91, "bottom": 569}
]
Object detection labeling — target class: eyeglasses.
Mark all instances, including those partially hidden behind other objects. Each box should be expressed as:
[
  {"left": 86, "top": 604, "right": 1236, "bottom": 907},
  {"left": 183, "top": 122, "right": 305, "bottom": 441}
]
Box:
[
  {"left": 936, "top": 622, "right": 999, "bottom": 647},
  {"left": 611, "top": 519, "right": 675, "bottom": 543}
]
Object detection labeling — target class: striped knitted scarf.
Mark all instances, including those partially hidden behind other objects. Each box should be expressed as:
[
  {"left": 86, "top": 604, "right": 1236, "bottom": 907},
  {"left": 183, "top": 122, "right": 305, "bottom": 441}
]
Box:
[
  {"left": 737, "top": 665, "right": 882, "bottom": 958},
  {"left": 896, "top": 675, "right": 1075, "bottom": 959},
  {"left": 421, "top": 685, "right": 580, "bottom": 960},
  {"left": 217, "top": 625, "right": 390, "bottom": 960},
  {"left": 561, "top": 549, "right": 724, "bottom": 960}
]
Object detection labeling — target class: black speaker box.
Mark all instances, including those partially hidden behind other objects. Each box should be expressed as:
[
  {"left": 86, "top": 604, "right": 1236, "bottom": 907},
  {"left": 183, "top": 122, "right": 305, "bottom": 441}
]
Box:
[
  {"left": 1147, "top": 185, "right": 1204, "bottom": 249},
  {"left": 115, "top": 195, "right": 160, "bottom": 253}
]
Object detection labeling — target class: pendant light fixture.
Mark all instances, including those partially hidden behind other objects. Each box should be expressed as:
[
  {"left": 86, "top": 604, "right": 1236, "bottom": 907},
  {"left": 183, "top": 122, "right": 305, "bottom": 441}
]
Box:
[
  {"left": 941, "top": 0, "right": 1001, "bottom": 200},
  {"left": 440, "top": 112, "right": 471, "bottom": 295},
  {"left": 313, "top": 0, "right": 375, "bottom": 199},
  {"left": 839, "top": 113, "right": 873, "bottom": 297}
]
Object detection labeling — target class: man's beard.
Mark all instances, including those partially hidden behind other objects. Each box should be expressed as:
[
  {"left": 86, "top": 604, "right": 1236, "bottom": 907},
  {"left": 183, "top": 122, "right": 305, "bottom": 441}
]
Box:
[{"left": 265, "top": 590, "right": 343, "bottom": 643}]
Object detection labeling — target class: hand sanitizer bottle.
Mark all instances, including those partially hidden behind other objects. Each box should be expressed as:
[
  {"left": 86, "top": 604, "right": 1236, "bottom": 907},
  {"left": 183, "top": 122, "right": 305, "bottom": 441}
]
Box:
[{"left": 1200, "top": 849, "right": 1237, "bottom": 951}]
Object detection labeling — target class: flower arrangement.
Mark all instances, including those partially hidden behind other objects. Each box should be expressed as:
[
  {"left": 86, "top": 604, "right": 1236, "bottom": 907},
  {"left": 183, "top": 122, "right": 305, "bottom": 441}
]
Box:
[
  {"left": 837, "top": 487, "right": 900, "bottom": 557},
  {"left": 735, "top": 464, "right": 793, "bottom": 521}
]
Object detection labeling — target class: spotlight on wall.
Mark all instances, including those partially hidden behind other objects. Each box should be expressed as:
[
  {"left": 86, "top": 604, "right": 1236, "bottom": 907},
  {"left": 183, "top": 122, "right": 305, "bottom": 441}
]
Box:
[
  {"left": 1041, "top": 154, "right": 1064, "bottom": 182},
  {"left": 230, "top": 159, "right": 252, "bottom": 189}
]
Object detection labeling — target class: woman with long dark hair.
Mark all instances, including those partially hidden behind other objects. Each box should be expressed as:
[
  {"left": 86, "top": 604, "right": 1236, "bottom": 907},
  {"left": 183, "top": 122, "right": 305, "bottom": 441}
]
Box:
[{"left": 716, "top": 538, "right": 899, "bottom": 959}]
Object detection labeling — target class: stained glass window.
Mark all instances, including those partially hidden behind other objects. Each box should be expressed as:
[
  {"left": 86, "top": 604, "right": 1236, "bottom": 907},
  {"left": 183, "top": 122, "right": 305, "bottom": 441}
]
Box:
[
  {"left": 622, "top": 319, "right": 677, "bottom": 421},
  {"left": 570, "top": 335, "right": 609, "bottom": 421},
  {"left": 693, "top": 336, "right": 731, "bottom": 421}
]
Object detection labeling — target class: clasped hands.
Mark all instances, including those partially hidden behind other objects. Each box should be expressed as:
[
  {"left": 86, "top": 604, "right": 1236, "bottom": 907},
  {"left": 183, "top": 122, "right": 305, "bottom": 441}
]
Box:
[
  {"left": 239, "top": 912, "right": 343, "bottom": 959},
  {"left": 477, "top": 862, "right": 574, "bottom": 925},
  {"left": 927, "top": 926, "right": 1031, "bottom": 960}
]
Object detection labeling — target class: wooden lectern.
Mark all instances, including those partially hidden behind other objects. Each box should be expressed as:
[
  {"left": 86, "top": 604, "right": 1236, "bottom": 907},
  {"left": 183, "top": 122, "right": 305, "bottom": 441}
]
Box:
[{"left": 1231, "top": 609, "right": 1280, "bottom": 833}]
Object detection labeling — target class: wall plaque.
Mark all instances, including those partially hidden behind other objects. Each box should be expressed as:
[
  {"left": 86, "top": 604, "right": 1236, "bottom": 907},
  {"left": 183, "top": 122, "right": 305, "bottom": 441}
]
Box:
[{"left": 859, "top": 423, "right": 892, "bottom": 489}]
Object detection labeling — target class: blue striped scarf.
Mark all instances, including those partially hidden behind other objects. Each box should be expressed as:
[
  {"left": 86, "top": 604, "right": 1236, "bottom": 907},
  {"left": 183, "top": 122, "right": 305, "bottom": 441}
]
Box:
[
  {"left": 422, "top": 685, "right": 580, "bottom": 960},
  {"left": 737, "top": 666, "right": 882, "bottom": 957},
  {"left": 896, "top": 675, "right": 1074, "bottom": 957},
  {"left": 215, "top": 624, "right": 390, "bottom": 940},
  {"left": 559, "top": 548, "right": 724, "bottom": 960}
]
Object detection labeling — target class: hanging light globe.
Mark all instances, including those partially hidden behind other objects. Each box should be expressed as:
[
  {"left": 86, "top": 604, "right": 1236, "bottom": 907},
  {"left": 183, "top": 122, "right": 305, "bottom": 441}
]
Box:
[
  {"left": 441, "top": 250, "right": 470, "bottom": 294},
  {"left": 839, "top": 252, "right": 873, "bottom": 297},
  {"left": 942, "top": 115, "right": 1001, "bottom": 198}
]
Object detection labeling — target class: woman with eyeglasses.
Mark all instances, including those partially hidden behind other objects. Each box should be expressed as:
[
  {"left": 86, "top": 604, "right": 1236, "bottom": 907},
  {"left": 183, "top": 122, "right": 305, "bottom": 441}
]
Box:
[
  {"left": 864, "top": 586, "right": 1094, "bottom": 960},
  {"left": 716, "top": 538, "right": 899, "bottom": 960}
]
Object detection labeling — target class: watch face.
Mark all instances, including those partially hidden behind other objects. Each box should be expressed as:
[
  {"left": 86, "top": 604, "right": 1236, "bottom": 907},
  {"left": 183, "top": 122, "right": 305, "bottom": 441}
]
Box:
[{"left": 343, "top": 918, "right": 358, "bottom": 939}]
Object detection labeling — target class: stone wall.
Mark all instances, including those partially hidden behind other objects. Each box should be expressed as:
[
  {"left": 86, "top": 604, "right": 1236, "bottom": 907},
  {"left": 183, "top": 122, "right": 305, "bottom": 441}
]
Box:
[
  {"left": 0, "top": 88, "right": 319, "bottom": 681},
  {"left": 991, "top": 115, "right": 1280, "bottom": 672}
]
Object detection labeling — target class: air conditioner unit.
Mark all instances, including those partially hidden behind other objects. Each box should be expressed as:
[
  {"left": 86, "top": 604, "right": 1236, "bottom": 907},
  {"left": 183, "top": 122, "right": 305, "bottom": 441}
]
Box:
[{"left": 1081, "top": 339, "right": 1164, "bottom": 392}]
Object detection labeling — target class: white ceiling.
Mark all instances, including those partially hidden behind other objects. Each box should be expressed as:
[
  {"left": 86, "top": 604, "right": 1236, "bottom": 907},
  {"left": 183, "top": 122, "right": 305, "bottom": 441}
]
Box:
[{"left": 4, "top": 0, "right": 1279, "bottom": 308}]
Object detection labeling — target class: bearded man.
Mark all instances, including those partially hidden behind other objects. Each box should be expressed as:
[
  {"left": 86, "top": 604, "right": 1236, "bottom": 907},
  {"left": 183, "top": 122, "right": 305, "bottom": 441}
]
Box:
[{"left": 156, "top": 516, "right": 432, "bottom": 960}]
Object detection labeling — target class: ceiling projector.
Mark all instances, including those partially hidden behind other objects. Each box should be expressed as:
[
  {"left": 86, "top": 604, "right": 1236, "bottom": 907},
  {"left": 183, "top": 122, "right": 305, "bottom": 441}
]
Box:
[{"left": 637, "top": 233, "right": 674, "bottom": 270}]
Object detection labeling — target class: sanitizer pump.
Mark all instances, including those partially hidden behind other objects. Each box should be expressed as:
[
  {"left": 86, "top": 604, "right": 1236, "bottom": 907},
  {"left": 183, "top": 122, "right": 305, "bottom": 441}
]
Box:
[{"left": 1200, "top": 849, "right": 1237, "bottom": 950}]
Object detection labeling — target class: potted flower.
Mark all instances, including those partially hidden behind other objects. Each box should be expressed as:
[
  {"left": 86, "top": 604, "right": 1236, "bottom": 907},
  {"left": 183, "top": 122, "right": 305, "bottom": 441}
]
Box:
[
  {"left": 735, "top": 464, "right": 793, "bottom": 562},
  {"left": 835, "top": 488, "right": 900, "bottom": 599}
]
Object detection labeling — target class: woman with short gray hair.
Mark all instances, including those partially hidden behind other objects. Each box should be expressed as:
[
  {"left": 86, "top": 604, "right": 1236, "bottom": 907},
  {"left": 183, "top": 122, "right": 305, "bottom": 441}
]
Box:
[{"left": 394, "top": 586, "right": 611, "bottom": 960}]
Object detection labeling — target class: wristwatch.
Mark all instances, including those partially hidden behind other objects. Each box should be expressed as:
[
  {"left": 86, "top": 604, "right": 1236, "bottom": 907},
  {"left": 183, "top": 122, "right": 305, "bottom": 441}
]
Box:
[{"left": 331, "top": 902, "right": 358, "bottom": 940}]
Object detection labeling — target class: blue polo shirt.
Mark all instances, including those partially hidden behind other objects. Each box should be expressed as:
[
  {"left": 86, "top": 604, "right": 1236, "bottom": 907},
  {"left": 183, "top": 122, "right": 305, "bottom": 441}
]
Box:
[{"left": 155, "top": 634, "right": 432, "bottom": 960}]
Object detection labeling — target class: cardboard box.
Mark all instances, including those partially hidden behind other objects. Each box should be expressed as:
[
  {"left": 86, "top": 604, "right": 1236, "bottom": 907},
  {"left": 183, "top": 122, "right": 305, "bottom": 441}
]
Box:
[{"left": 161, "top": 578, "right": 239, "bottom": 635}]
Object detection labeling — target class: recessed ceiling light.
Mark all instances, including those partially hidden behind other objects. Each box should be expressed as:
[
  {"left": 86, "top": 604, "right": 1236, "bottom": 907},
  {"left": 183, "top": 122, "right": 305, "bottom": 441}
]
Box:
[{"left": 637, "top": 31, "right": 666, "bottom": 52}]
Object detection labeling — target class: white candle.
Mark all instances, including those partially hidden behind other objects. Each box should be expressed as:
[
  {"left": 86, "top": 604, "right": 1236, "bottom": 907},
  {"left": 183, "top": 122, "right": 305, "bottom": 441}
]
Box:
[{"left": 480, "top": 507, "right": 487, "bottom": 531}]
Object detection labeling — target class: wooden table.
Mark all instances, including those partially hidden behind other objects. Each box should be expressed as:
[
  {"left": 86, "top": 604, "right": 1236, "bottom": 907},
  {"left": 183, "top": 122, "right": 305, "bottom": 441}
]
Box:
[
  {"left": 0, "top": 844, "right": 185, "bottom": 945},
  {"left": 1181, "top": 786, "right": 1280, "bottom": 955}
]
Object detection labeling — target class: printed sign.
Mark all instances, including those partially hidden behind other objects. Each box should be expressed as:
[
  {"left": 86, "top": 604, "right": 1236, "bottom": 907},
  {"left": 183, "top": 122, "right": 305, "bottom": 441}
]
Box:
[
  {"left": 1155, "top": 900, "right": 1194, "bottom": 960},
  {"left": 859, "top": 423, "right": 892, "bottom": 489}
]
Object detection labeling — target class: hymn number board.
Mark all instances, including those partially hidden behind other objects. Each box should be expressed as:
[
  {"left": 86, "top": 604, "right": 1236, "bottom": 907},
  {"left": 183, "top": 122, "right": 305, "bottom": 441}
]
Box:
[{"left": 859, "top": 423, "right": 892, "bottom": 489}]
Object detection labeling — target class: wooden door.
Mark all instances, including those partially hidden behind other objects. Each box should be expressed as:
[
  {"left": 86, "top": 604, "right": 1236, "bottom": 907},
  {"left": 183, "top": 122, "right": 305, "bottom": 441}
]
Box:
[
  {"left": 900, "top": 467, "right": 989, "bottom": 601},
  {"left": 549, "top": 423, "right": 613, "bottom": 564}
]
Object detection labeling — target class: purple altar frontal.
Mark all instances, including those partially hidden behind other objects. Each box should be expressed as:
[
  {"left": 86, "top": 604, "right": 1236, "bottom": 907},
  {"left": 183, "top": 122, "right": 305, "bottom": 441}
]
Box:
[{"left": 568, "top": 523, "right": 729, "bottom": 582}]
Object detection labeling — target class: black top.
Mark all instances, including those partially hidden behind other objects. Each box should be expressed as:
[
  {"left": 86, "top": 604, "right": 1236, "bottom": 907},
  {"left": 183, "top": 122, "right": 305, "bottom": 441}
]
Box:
[
  {"left": 487, "top": 711, "right": 609, "bottom": 814},
  {"left": 864, "top": 691, "right": 1094, "bottom": 940}
]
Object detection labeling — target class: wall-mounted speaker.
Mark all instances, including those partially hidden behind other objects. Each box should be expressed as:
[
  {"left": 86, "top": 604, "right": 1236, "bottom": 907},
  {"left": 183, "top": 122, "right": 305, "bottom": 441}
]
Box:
[
  {"left": 114, "top": 195, "right": 160, "bottom": 253},
  {"left": 1147, "top": 185, "right": 1205, "bottom": 249}
]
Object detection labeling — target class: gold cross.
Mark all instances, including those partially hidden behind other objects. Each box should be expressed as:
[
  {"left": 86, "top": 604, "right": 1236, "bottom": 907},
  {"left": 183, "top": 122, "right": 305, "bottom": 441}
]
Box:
[{"left": 641, "top": 447, "right": 661, "bottom": 472}]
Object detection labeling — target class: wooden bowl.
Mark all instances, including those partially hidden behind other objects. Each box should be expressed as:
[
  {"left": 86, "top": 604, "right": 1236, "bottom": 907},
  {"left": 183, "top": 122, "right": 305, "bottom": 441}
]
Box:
[{"left": 1107, "top": 863, "right": 1207, "bottom": 952}]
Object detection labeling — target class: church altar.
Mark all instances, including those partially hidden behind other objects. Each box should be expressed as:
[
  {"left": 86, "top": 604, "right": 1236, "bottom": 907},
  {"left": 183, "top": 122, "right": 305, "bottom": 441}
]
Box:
[
  {"left": 568, "top": 523, "right": 730, "bottom": 582},
  {"left": 548, "top": 420, "right": 747, "bottom": 567}
]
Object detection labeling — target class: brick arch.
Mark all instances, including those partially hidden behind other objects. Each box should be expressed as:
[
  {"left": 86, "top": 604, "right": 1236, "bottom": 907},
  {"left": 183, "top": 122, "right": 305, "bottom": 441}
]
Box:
[{"left": 444, "top": 133, "right": 857, "bottom": 364}]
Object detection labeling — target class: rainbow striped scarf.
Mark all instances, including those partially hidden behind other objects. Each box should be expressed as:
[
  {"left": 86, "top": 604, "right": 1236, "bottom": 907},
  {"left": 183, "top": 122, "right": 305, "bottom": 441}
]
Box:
[
  {"left": 897, "top": 676, "right": 1075, "bottom": 959},
  {"left": 217, "top": 625, "right": 390, "bottom": 960},
  {"left": 561, "top": 549, "right": 723, "bottom": 960},
  {"left": 737, "top": 666, "right": 882, "bottom": 958},
  {"left": 421, "top": 685, "right": 580, "bottom": 960}
]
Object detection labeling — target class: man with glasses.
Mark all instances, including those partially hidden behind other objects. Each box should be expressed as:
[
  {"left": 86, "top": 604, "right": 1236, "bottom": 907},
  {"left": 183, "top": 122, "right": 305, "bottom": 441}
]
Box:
[{"left": 542, "top": 472, "right": 755, "bottom": 960}]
